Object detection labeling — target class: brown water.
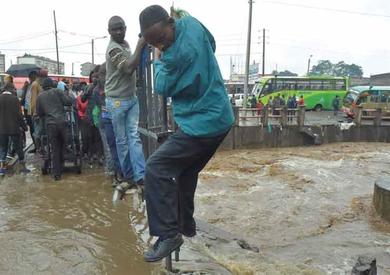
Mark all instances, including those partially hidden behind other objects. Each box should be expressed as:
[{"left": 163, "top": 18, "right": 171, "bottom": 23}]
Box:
[
  {"left": 0, "top": 165, "right": 154, "bottom": 275},
  {"left": 1, "top": 143, "right": 390, "bottom": 275},
  {"left": 196, "top": 142, "right": 390, "bottom": 274}
]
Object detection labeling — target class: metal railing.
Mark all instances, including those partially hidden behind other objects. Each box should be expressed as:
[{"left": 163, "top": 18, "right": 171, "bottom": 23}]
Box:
[
  {"left": 234, "top": 106, "right": 306, "bottom": 127},
  {"left": 354, "top": 106, "right": 390, "bottom": 126}
]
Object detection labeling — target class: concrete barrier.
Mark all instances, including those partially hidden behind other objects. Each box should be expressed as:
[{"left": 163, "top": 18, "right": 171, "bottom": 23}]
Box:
[
  {"left": 373, "top": 179, "right": 390, "bottom": 222},
  {"left": 220, "top": 124, "right": 390, "bottom": 150}
]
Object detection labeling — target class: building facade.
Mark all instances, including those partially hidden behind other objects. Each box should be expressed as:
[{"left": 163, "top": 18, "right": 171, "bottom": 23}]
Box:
[
  {"left": 0, "top": 52, "right": 5, "bottom": 73},
  {"left": 80, "top": 62, "right": 94, "bottom": 77},
  {"left": 370, "top": 73, "right": 390, "bottom": 86},
  {"left": 17, "top": 54, "right": 64, "bottom": 75}
]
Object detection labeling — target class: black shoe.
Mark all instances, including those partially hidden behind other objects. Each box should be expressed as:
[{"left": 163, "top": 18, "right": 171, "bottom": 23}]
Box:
[
  {"left": 53, "top": 175, "right": 61, "bottom": 181},
  {"left": 181, "top": 230, "right": 196, "bottom": 238},
  {"left": 144, "top": 234, "right": 183, "bottom": 262}
]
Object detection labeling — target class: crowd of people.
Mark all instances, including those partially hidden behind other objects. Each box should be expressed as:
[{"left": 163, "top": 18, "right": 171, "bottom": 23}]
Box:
[
  {"left": 0, "top": 4, "right": 235, "bottom": 264},
  {"left": 0, "top": 67, "right": 122, "bottom": 180}
]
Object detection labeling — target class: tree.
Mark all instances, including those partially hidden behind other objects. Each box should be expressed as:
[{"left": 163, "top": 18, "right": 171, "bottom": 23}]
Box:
[
  {"left": 278, "top": 70, "right": 298, "bottom": 76},
  {"left": 271, "top": 70, "right": 298, "bottom": 76},
  {"left": 346, "top": 63, "right": 363, "bottom": 77},
  {"left": 309, "top": 60, "right": 333, "bottom": 76},
  {"left": 309, "top": 60, "right": 363, "bottom": 77}
]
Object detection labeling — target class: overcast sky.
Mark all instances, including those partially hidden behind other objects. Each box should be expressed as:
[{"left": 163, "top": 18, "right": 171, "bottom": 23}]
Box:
[{"left": 1, "top": 0, "right": 390, "bottom": 78}]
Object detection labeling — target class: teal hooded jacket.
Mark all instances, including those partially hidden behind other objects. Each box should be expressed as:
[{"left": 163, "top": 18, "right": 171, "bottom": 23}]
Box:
[{"left": 154, "top": 16, "right": 234, "bottom": 137}]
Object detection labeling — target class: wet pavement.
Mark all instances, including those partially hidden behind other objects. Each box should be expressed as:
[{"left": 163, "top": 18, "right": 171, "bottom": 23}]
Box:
[{"left": 1, "top": 142, "right": 390, "bottom": 274}]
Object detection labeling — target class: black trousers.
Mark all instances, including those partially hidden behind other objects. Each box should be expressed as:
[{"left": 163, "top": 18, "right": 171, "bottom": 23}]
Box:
[
  {"left": 79, "top": 119, "right": 102, "bottom": 158},
  {"left": 47, "top": 123, "right": 67, "bottom": 176},
  {"left": 145, "top": 128, "right": 229, "bottom": 238},
  {"left": 0, "top": 134, "right": 24, "bottom": 162}
]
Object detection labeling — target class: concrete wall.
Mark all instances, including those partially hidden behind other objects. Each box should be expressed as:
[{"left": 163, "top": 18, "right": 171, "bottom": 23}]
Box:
[{"left": 220, "top": 125, "right": 390, "bottom": 150}]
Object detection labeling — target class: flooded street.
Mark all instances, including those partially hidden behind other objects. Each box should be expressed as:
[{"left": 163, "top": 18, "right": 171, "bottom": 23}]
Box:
[
  {"left": 0, "top": 142, "right": 390, "bottom": 274},
  {"left": 0, "top": 165, "right": 153, "bottom": 275}
]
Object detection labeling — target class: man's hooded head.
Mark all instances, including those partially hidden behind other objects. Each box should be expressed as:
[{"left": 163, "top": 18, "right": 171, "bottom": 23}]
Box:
[{"left": 139, "top": 5, "right": 175, "bottom": 51}]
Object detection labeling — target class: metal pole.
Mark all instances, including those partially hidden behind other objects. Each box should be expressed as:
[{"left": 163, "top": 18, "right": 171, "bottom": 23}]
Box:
[
  {"left": 244, "top": 0, "right": 253, "bottom": 104},
  {"left": 92, "top": 39, "right": 95, "bottom": 66},
  {"left": 307, "top": 54, "right": 312, "bottom": 75},
  {"left": 262, "top": 28, "right": 265, "bottom": 76},
  {"left": 53, "top": 10, "right": 60, "bottom": 74},
  {"left": 71, "top": 62, "right": 74, "bottom": 76}
]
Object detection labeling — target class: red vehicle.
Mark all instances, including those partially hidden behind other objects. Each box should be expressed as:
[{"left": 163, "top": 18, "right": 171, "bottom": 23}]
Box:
[
  {"left": 1, "top": 73, "right": 89, "bottom": 95},
  {"left": 48, "top": 74, "right": 89, "bottom": 85}
]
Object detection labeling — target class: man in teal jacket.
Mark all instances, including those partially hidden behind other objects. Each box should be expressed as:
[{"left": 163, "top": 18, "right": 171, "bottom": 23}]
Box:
[{"left": 139, "top": 5, "right": 234, "bottom": 262}]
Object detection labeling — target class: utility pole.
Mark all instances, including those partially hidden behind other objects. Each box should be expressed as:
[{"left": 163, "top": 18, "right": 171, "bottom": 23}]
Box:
[
  {"left": 71, "top": 63, "right": 74, "bottom": 76},
  {"left": 91, "top": 36, "right": 107, "bottom": 67},
  {"left": 307, "top": 54, "right": 313, "bottom": 75},
  {"left": 53, "top": 10, "right": 60, "bottom": 74},
  {"left": 91, "top": 39, "right": 95, "bottom": 65},
  {"left": 262, "top": 28, "right": 265, "bottom": 76},
  {"left": 244, "top": 0, "right": 253, "bottom": 104}
]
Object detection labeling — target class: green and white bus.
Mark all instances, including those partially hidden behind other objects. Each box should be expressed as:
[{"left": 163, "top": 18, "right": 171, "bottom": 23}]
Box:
[{"left": 252, "top": 76, "right": 349, "bottom": 111}]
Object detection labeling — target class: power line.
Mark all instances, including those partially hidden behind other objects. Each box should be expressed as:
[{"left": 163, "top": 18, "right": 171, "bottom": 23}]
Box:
[
  {"left": 0, "top": 32, "right": 53, "bottom": 45},
  {"left": 263, "top": 1, "right": 390, "bottom": 18},
  {"left": 59, "top": 29, "right": 107, "bottom": 39},
  {"left": 0, "top": 42, "right": 92, "bottom": 52},
  {"left": 216, "top": 52, "right": 262, "bottom": 57}
]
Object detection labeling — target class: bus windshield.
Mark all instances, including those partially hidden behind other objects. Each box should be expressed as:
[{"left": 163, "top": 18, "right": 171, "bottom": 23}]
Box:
[{"left": 343, "top": 90, "right": 359, "bottom": 106}]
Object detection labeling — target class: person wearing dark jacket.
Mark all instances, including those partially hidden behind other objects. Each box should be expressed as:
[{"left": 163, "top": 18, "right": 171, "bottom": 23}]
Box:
[
  {"left": 36, "top": 78, "right": 73, "bottom": 181},
  {"left": 0, "top": 82, "right": 29, "bottom": 176}
]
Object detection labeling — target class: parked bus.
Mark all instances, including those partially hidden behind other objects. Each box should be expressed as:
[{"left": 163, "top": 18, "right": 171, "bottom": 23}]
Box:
[
  {"left": 1, "top": 73, "right": 89, "bottom": 90},
  {"left": 252, "top": 76, "right": 349, "bottom": 111},
  {"left": 343, "top": 86, "right": 390, "bottom": 114},
  {"left": 48, "top": 74, "right": 89, "bottom": 85}
]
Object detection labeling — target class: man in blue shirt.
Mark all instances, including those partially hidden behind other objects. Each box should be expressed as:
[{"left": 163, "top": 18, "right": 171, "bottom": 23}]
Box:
[{"left": 139, "top": 5, "right": 234, "bottom": 262}]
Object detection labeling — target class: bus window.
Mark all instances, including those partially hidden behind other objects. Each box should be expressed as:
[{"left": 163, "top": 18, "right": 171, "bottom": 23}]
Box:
[
  {"left": 381, "top": 90, "right": 390, "bottom": 103},
  {"left": 262, "top": 83, "right": 273, "bottom": 95},
  {"left": 335, "top": 80, "right": 346, "bottom": 90},
  {"left": 261, "top": 79, "right": 275, "bottom": 96},
  {"left": 368, "top": 90, "right": 380, "bottom": 103},
  {"left": 309, "top": 80, "right": 322, "bottom": 90},
  {"left": 321, "top": 80, "right": 334, "bottom": 90},
  {"left": 275, "top": 81, "right": 284, "bottom": 92},
  {"left": 357, "top": 95, "right": 368, "bottom": 104},
  {"left": 296, "top": 80, "right": 310, "bottom": 90}
]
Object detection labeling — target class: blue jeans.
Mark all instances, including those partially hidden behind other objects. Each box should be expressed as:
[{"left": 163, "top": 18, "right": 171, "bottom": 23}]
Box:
[
  {"left": 102, "top": 117, "right": 131, "bottom": 177},
  {"left": 98, "top": 123, "right": 114, "bottom": 172},
  {"left": 106, "top": 97, "right": 145, "bottom": 182}
]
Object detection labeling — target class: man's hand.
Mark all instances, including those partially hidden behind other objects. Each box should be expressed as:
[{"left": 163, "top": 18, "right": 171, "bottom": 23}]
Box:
[
  {"left": 137, "top": 36, "right": 147, "bottom": 49},
  {"left": 154, "top": 48, "right": 162, "bottom": 60}
]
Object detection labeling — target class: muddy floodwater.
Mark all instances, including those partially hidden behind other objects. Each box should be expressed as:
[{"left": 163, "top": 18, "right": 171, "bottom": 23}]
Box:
[
  {"left": 197, "top": 142, "right": 390, "bottom": 274},
  {"left": 0, "top": 166, "right": 154, "bottom": 274},
  {"left": 0, "top": 142, "right": 390, "bottom": 274}
]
